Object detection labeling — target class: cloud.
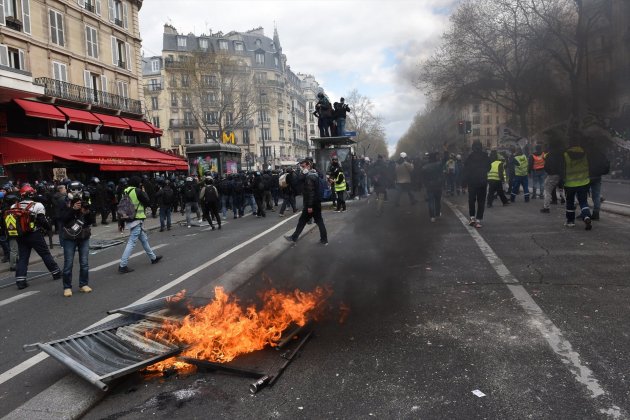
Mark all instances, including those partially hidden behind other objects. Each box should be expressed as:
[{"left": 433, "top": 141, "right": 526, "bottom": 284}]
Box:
[{"left": 139, "top": 0, "right": 457, "bottom": 151}]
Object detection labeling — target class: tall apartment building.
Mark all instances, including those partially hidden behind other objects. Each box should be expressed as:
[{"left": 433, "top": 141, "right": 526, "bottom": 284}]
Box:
[
  {"left": 143, "top": 25, "right": 312, "bottom": 171},
  {"left": 0, "top": 0, "right": 184, "bottom": 181},
  {"left": 459, "top": 101, "right": 512, "bottom": 149}
]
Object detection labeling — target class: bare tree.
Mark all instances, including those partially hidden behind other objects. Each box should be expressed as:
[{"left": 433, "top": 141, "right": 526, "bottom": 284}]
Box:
[
  {"left": 344, "top": 89, "right": 388, "bottom": 158},
  {"left": 178, "top": 51, "right": 261, "bottom": 143},
  {"left": 418, "top": 0, "right": 551, "bottom": 137},
  {"left": 397, "top": 102, "right": 461, "bottom": 157}
]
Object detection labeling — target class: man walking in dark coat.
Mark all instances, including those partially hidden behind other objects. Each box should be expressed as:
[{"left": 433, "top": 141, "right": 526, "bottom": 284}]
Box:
[{"left": 463, "top": 140, "right": 491, "bottom": 228}]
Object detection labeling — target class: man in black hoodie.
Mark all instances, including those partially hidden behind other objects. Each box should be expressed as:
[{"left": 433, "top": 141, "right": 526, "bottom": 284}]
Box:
[{"left": 463, "top": 141, "right": 491, "bottom": 228}]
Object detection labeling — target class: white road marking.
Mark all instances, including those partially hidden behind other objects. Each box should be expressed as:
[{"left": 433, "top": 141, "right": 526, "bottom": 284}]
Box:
[
  {"left": 89, "top": 244, "right": 168, "bottom": 272},
  {"left": 603, "top": 200, "right": 630, "bottom": 208},
  {"left": 0, "top": 291, "right": 40, "bottom": 308},
  {"left": 445, "top": 200, "right": 623, "bottom": 419},
  {"left": 0, "top": 213, "right": 300, "bottom": 387}
]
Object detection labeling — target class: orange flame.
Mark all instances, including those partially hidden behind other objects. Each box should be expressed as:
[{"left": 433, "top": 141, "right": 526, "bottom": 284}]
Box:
[{"left": 146, "top": 286, "right": 331, "bottom": 371}]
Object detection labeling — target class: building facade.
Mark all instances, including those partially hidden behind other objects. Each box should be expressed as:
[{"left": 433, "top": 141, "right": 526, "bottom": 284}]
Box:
[
  {"left": 0, "top": 0, "right": 183, "bottom": 181},
  {"left": 143, "top": 25, "right": 313, "bottom": 171},
  {"left": 459, "top": 101, "right": 512, "bottom": 149}
]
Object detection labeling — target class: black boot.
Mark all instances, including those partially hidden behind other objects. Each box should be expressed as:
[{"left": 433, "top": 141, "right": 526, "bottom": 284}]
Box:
[{"left": 591, "top": 210, "right": 599, "bottom": 221}]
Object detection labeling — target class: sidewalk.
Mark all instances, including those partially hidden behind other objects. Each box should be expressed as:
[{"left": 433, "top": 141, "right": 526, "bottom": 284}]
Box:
[{"left": 0, "top": 211, "right": 189, "bottom": 276}]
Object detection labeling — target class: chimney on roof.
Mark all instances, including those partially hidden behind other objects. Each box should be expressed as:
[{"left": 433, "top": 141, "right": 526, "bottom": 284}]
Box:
[{"left": 163, "top": 24, "right": 178, "bottom": 35}]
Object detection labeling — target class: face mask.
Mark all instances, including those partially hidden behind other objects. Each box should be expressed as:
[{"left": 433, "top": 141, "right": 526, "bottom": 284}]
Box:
[{"left": 301, "top": 167, "right": 310, "bottom": 175}]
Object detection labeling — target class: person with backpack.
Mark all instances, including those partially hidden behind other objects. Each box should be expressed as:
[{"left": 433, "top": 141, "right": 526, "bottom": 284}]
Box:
[
  {"left": 8, "top": 185, "right": 61, "bottom": 289},
  {"left": 117, "top": 176, "right": 163, "bottom": 274},
  {"left": 155, "top": 180, "right": 175, "bottom": 231},
  {"left": 59, "top": 195, "right": 94, "bottom": 297},
  {"left": 200, "top": 176, "right": 221, "bottom": 230},
  {"left": 182, "top": 177, "right": 199, "bottom": 228},
  {"left": 285, "top": 157, "right": 328, "bottom": 245},
  {"left": 278, "top": 167, "right": 298, "bottom": 216}
]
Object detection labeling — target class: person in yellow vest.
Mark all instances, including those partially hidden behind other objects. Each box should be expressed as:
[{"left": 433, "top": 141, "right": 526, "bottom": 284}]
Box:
[
  {"left": 563, "top": 142, "right": 592, "bottom": 230},
  {"left": 530, "top": 144, "right": 546, "bottom": 199},
  {"left": 118, "top": 176, "right": 163, "bottom": 273},
  {"left": 510, "top": 147, "right": 530, "bottom": 202},
  {"left": 331, "top": 160, "right": 348, "bottom": 212},
  {"left": 486, "top": 150, "right": 509, "bottom": 207}
]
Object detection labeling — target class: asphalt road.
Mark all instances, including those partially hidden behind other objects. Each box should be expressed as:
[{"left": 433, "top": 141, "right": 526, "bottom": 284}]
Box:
[
  {"left": 2, "top": 192, "right": 630, "bottom": 419},
  {"left": 601, "top": 178, "right": 630, "bottom": 206}
]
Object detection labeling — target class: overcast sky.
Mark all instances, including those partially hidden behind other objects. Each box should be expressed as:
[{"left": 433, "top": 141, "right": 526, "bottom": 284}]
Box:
[{"left": 139, "top": 0, "right": 458, "bottom": 155}]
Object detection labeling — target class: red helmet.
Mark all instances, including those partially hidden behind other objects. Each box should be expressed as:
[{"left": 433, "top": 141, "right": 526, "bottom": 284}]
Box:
[{"left": 19, "top": 185, "right": 36, "bottom": 198}]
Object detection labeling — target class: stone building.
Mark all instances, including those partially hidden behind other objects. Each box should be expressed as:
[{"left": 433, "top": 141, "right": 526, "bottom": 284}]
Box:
[
  {"left": 0, "top": 0, "right": 183, "bottom": 181},
  {"left": 142, "top": 25, "right": 313, "bottom": 172}
]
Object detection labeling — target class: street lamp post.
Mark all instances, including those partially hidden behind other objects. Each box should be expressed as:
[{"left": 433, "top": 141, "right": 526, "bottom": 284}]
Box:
[{"left": 259, "top": 91, "right": 267, "bottom": 170}]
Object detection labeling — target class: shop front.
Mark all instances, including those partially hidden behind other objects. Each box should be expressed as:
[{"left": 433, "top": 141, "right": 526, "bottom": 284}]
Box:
[{"left": 186, "top": 143, "right": 243, "bottom": 177}]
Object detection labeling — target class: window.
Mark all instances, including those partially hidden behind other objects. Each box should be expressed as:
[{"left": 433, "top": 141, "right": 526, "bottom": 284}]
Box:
[
  {"left": 226, "top": 112, "right": 233, "bottom": 126},
  {"left": 205, "top": 111, "right": 218, "bottom": 124},
  {"left": 151, "top": 59, "right": 159, "bottom": 72},
  {"left": 151, "top": 96, "right": 159, "bottom": 110},
  {"left": 1, "top": 0, "right": 31, "bottom": 34},
  {"left": 52, "top": 61, "right": 68, "bottom": 82},
  {"left": 279, "top": 128, "right": 285, "bottom": 139},
  {"left": 218, "top": 40, "right": 228, "bottom": 50},
  {"left": 170, "top": 93, "right": 177, "bottom": 107},
  {"left": 49, "top": 9, "right": 64, "bottom": 46},
  {"left": 199, "top": 38, "right": 208, "bottom": 49},
  {"left": 484, "top": 115, "right": 491, "bottom": 124},
  {"left": 472, "top": 128, "right": 481, "bottom": 136},
  {"left": 472, "top": 104, "right": 480, "bottom": 113},
  {"left": 81, "top": 0, "right": 101, "bottom": 15},
  {"left": 182, "top": 93, "right": 191, "bottom": 106},
  {"left": 185, "top": 131, "right": 194, "bottom": 144},
  {"left": 243, "top": 130, "right": 250, "bottom": 144},
  {"left": 148, "top": 78, "right": 160, "bottom": 91},
  {"left": 184, "top": 111, "right": 193, "bottom": 125},
  {"left": 204, "top": 91, "right": 217, "bottom": 103},
  {"left": 181, "top": 74, "right": 189, "bottom": 87},
  {"left": 116, "top": 80, "right": 128, "bottom": 97},
  {"left": 255, "top": 72, "right": 266, "bottom": 82},
  {"left": 202, "top": 74, "right": 216, "bottom": 87},
  {"left": 208, "top": 130, "right": 220, "bottom": 141},
  {"left": 152, "top": 116, "right": 160, "bottom": 128},
  {"left": 3, "top": 46, "right": 25, "bottom": 70},
  {"left": 108, "top": 0, "right": 127, "bottom": 29},
  {"left": 261, "top": 128, "right": 270, "bottom": 141},
  {"left": 255, "top": 39, "right": 262, "bottom": 48},
  {"left": 261, "top": 145, "right": 271, "bottom": 157},
  {"left": 274, "top": 56, "right": 279, "bottom": 67},
  {"left": 486, "top": 127, "right": 492, "bottom": 135},
  {"left": 170, "top": 75, "right": 177, "bottom": 87},
  {"left": 472, "top": 115, "right": 481, "bottom": 124},
  {"left": 111, "top": 36, "right": 131, "bottom": 70},
  {"left": 177, "top": 37, "right": 187, "bottom": 48},
  {"left": 255, "top": 53, "right": 265, "bottom": 65},
  {"left": 234, "top": 42, "right": 243, "bottom": 51},
  {"left": 85, "top": 25, "right": 98, "bottom": 58}
]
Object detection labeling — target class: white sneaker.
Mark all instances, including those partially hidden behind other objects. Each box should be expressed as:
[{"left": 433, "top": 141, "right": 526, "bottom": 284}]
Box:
[
  {"left": 469, "top": 217, "right": 476, "bottom": 226},
  {"left": 198, "top": 219, "right": 203, "bottom": 223},
  {"left": 430, "top": 217, "right": 436, "bottom": 222}
]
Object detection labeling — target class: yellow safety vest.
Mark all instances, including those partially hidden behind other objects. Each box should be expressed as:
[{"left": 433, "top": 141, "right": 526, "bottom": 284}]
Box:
[
  {"left": 334, "top": 171, "right": 347, "bottom": 192},
  {"left": 563, "top": 148, "right": 590, "bottom": 188},
  {"left": 514, "top": 155, "right": 529, "bottom": 177},
  {"left": 487, "top": 161, "right": 502, "bottom": 181},
  {"left": 124, "top": 186, "right": 146, "bottom": 219}
]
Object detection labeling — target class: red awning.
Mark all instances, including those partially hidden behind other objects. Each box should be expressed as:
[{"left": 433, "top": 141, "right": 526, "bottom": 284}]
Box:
[
  {"left": 92, "top": 113, "right": 130, "bottom": 130},
  {"left": 56, "top": 106, "right": 101, "bottom": 126},
  {"left": 146, "top": 123, "right": 163, "bottom": 137},
  {"left": 121, "top": 118, "right": 154, "bottom": 134},
  {"left": 0, "top": 137, "right": 188, "bottom": 171},
  {"left": 14, "top": 99, "right": 66, "bottom": 122}
]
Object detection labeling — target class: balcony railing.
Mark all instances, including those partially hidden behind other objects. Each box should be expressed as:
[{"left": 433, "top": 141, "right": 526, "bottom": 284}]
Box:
[
  {"left": 114, "top": 18, "right": 123, "bottom": 27},
  {"left": 278, "top": 119, "right": 285, "bottom": 125},
  {"left": 84, "top": 2, "right": 96, "bottom": 13},
  {"left": 5, "top": 16, "right": 23, "bottom": 31},
  {"left": 170, "top": 119, "right": 197, "bottom": 128},
  {"left": 145, "top": 84, "right": 162, "bottom": 92},
  {"left": 34, "top": 77, "right": 142, "bottom": 114}
]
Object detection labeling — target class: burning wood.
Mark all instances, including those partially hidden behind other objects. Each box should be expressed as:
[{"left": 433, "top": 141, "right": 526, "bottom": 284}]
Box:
[{"left": 146, "top": 286, "right": 331, "bottom": 372}]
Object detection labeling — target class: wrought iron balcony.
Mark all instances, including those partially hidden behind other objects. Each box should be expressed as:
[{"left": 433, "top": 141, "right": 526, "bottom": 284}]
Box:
[
  {"left": 33, "top": 77, "right": 142, "bottom": 114},
  {"left": 5, "top": 16, "right": 23, "bottom": 31},
  {"left": 145, "top": 83, "right": 162, "bottom": 92},
  {"left": 84, "top": 2, "right": 96, "bottom": 13}
]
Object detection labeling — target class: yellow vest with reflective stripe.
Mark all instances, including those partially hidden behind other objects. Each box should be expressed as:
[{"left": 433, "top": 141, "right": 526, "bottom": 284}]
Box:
[
  {"left": 563, "top": 148, "right": 590, "bottom": 188},
  {"left": 487, "top": 161, "right": 502, "bottom": 181},
  {"left": 514, "top": 155, "right": 528, "bottom": 177}
]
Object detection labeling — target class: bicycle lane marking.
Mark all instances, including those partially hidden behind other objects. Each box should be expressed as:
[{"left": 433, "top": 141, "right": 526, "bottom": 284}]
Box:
[{"left": 445, "top": 200, "right": 623, "bottom": 419}]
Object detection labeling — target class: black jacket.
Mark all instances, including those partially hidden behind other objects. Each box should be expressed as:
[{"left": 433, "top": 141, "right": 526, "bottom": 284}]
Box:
[
  {"left": 302, "top": 171, "right": 321, "bottom": 208},
  {"left": 421, "top": 161, "right": 445, "bottom": 192},
  {"left": 463, "top": 150, "right": 491, "bottom": 188},
  {"left": 544, "top": 150, "right": 564, "bottom": 176},
  {"left": 59, "top": 204, "right": 94, "bottom": 240}
]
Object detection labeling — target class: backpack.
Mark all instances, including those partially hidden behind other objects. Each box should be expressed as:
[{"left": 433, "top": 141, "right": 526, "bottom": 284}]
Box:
[
  {"left": 279, "top": 173, "right": 289, "bottom": 189},
  {"left": 183, "top": 185, "right": 196, "bottom": 201},
  {"left": 161, "top": 187, "right": 175, "bottom": 205},
  {"left": 116, "top": 191, "right": 137, "bottom": 222},
  {"left": 202, "top": 186, "right": 218, "bottom": 204},
  {"left": 318, "top": 175, "right": 332, "bottom": 201},
  {"left": 3, "top": 202, "right": 37, "bottom": 237}
]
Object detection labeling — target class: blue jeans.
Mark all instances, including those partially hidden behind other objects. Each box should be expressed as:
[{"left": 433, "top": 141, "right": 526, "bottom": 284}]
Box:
[
  {"left": 589, "top": 177, "right": 601, "bottom": 211},
  {"left": 426, "top": 189, "right": 442, "bottom": 218},
  {"left": 221, "top": 195, "right": 231, "bottom": 218},
  {"left": 532, "top": 170, "right": 546, "bottom": 197},
  {"left": 243, "top": 194, "right": 256, "bottom": 214},
  {"left": 565, "top": 185, "right": 591, "bottom": 222},
  {"left": 119, "top": 222, "right": 156, "bottom": 268},
  {"left": 159, "top": 207, "right": 172, "bottom": 229},
  {"left": 511, "top": 176, "right": 530, "bottom": 201},
  {"left": 337, "top": 118, "right": 346, "bottom": 136},
  {"left": 62, "top": 238, "right": 89, "bottom": 289}
]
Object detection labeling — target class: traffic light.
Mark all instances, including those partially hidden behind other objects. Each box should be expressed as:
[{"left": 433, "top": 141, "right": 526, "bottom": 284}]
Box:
[
  {"left": 465, "top": 121, "right": 472, "bottom": 134},
  {"left": 458, "top": 120, "right": 465, "bottom": 134}
]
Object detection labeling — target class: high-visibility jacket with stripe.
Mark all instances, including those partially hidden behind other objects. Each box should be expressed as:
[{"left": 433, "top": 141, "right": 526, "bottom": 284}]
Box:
[
  {"left": 563, "top": 147, "right": 590, "bottom": 188},
  {"left": 487, "top": 160, "right": 503, "bottom": 181},
  {"left": 124, "top": 186, "right": 146, "bottom": 219},
  {"left": 514, "top": 155, "right": 529, "bottom": 177},
  {"left": 532, "top": 153, "right": 545, "bottom": 171},
  {"left": 334, "top": 171, "right": 347, "bottom": 192}
]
